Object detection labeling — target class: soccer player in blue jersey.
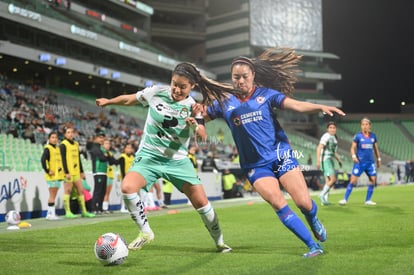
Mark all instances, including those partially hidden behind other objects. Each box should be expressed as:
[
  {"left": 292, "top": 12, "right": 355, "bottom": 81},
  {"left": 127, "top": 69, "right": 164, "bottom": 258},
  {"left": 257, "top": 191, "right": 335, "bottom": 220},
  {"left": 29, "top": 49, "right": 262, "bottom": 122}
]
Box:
[
  {"left": 194, "top": 47, "right": 345, "bottom": 257},
  {"left": 96, "top": 62, "right": 240, "bottom": 253},
  {"left": 339, "top": 117, "right": 381, "bottom": 206}
]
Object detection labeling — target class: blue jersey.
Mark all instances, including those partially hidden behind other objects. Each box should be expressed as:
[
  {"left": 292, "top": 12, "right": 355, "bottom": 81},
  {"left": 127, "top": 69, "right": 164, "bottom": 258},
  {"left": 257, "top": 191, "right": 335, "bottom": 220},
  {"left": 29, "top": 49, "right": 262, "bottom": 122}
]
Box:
[
  {"left": 353, "top": 132, "right": 378, "bottom": 163},
  {"left": 207, "top": 87, "right": 291, "bottom": 169}
]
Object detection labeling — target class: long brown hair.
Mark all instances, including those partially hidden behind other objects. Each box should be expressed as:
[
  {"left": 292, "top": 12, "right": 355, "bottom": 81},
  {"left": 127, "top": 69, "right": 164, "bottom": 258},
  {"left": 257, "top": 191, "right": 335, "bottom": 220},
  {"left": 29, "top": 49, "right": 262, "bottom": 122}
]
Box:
[
  {"left": 231, "top": 47, "right": 302, "bottom": 97},
  {"left": 173, "top": 62, "right": 242, "bottom": 106}
]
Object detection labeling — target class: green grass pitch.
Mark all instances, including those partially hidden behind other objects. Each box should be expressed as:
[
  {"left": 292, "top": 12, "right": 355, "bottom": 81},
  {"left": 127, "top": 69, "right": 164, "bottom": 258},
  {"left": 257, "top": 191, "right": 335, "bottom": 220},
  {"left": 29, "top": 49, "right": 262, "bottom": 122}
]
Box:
[{"left": 1, "top": 184, "right": 413, "bottom": 275}]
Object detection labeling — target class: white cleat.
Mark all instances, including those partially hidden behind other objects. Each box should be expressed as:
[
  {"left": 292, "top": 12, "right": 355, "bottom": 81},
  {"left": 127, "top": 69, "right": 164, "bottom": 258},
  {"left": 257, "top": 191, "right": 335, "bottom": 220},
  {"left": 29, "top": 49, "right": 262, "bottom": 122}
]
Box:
[
  {"left": 216, "top": 244, "right": 232, "bottom": 253},
  {"left": 365, "top": 200, "right": 377, "bottom": 206},
  {"left": 46, "top": 214, "right": 61, "bottom": 220},
  {"left": 128, "top": 231, "right": 155, "bottom": 250},
  {"left": 339, "top": 199, "right": 347, "bottom": 205}
]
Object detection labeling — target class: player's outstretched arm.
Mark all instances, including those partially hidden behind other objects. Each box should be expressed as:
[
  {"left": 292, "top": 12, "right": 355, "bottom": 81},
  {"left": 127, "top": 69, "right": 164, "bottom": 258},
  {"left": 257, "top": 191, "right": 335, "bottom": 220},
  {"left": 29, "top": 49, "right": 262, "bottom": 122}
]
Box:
[
  {"left": 96, "top": 94, "right": 138, "bottom": 107},
  {"left": 283, "top": 97, "right": 346, "bottom": 117}
]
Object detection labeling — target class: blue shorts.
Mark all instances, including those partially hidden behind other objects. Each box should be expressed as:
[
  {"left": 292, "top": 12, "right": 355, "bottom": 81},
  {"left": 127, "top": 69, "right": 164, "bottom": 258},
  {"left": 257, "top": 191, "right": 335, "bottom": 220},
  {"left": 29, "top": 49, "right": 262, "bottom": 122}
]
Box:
[
  {"left": 242, "top": 153, "right": 299, "bottom": 184},
  {"left": 352, "top": 162, "right": 377, "bottom": 177}
]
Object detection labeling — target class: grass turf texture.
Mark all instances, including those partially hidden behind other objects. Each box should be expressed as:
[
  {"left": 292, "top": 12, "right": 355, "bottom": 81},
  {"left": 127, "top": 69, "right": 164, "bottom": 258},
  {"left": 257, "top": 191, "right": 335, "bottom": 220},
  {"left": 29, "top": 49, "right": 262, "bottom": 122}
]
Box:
[{"left": 1, "top": 184, "right": 413, "bottom": 275}]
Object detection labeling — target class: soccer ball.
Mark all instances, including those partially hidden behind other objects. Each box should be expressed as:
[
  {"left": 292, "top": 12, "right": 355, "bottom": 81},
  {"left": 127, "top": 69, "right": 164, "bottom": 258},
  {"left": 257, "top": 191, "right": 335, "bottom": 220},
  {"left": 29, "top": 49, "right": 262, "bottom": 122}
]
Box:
[
  {"left": 94, "top": 232, "right": 129, "bottom": 266},
  {"left": 5, "top": 210, "right": 21, "bottom": 225}
]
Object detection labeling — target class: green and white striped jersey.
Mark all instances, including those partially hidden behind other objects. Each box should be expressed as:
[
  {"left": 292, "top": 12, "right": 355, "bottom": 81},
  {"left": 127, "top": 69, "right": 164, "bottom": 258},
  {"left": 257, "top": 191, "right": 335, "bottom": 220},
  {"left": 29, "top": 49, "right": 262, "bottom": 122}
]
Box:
[
  {"left": 319, "top": 133, "right": 338, "bottom": 161},
  {"left": 136, "top": 85, "right": 195, "bottom": 160}
]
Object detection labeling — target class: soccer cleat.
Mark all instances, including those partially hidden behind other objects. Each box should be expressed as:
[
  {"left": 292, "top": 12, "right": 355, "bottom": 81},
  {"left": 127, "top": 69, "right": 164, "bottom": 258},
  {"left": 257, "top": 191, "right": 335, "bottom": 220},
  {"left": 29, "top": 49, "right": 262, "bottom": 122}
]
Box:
[
  {"left": 365, "top": 200, "right": 377, "bottom": 205},
  {"left": 216, "top": 244, "right": 232, "bottom": 253},
  {"left": 319, "top": 194, "right": 330, "bottom": 206},
  {"left": 65, "top": 212, "right": 77, "bottom": 219},
  {"left": 128, "top": 231, "right": 154, "bottom": 250},
  {"left": 303, "top": 243, "right": 324, "bottom": 258},
  {"left": 81, "top": 211, "right": 96, "bottom": 218},
  {"left": 120, "top": 207, "right": 129, "bottom": 213},
  {"left": 46, "top": 214, "right": 60, "bottom": 220},
  {"left": 310, "top": 217, "right": 327, "bottom": 242},
  {"left": 339, "top": 199, "right": 347, "bottom": 205}
]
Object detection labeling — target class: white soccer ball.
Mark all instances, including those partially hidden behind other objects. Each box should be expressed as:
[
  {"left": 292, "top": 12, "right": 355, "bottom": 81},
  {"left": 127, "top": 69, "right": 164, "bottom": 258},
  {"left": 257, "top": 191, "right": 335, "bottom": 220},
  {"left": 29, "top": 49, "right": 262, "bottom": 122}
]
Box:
[
  {"left": 94, "top": 232, "right": 129, "bottom": 266},
  {"left": 5, "top": 210, "right": 21, "bottom": 225}
]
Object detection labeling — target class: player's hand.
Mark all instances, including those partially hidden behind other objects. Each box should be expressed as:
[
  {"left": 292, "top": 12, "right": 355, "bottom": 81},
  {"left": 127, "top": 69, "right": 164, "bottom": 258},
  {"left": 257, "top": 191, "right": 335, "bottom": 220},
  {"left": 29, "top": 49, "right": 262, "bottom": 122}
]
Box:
[
  {"left": 321, "top": 106, "right": 346, "bottom": 117},
  {"left": 96, "top": 98, "right": 109, "bottom": 107},
  {"left": 192, "top": 103, "right": 207, "bottom": 117},
  {"left": 185, "top": 117, "right": 198, "bottom": 130}
]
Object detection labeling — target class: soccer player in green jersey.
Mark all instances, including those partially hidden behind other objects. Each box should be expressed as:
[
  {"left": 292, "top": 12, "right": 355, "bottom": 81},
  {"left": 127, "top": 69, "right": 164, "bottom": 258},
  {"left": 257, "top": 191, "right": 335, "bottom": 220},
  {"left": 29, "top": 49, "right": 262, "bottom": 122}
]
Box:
[
  {"left": 96, "top": 62, "right": 238, "bottom": 253},
  {"left": 316, "top": 121, "right": 342, "bottom": 205}
]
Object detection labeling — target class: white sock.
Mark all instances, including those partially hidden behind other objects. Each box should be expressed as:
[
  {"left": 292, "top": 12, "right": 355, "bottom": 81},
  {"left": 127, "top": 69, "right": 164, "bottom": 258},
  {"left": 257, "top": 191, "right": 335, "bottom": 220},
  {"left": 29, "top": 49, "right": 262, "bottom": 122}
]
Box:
[
  {"left": 147, "top": 192, "right": 156, "bottom": 208},
  {"left": 123, "top": 193, "right": 152, "bottom": 234},
  {"left": 103, "top": 201, "right": 109, "bottom": 211},
  {"left": 158, "top": 199, "right": 165, "bottom": 207},
  {"left": 197, "top": 201, "right": 224, "bottom": 246},
  {"left": 320, "top": 185, "right": 331, "bottom": 197},
  {"left": 47, "top": 205, "right": 55, "bottom": 216}
]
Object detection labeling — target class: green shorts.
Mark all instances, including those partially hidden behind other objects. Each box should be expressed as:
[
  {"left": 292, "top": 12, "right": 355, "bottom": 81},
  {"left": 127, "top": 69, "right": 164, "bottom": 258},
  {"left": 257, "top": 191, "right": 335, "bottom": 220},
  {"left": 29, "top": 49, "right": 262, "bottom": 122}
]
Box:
[
  {"left": 129, "top": 149, "right": 201, "bottom": 192},
  {"left": 322, "top": 158, "right": 336, "bottom": 177},
  {"left": 107, "top": 177, "right": 113, "bottom": 186},
  {"left": 47, "top": 180, "right": 63, "bottom": 188}
]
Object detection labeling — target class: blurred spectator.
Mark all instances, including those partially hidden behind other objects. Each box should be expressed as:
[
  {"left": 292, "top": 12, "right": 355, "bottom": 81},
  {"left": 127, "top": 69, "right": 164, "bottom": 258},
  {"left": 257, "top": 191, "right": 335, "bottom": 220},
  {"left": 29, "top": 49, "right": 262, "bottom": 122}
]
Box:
[
  {"left": 22, "top": 119, "right": 36, "bottom": 143},
  {"left": 201, "top": 151, "right": 218, "bottom": 172},
  {"left": 162, "top": 178, "right": 174, "bottom": 205},
  {"left": 222, "top": 169, "right": 237, "bottom": 199},
  {"left": 405, "top": 160, "right": 411, "bottom": 183},
  {"left": 307, "top": 175, "right": 323, "bottom": 191}
]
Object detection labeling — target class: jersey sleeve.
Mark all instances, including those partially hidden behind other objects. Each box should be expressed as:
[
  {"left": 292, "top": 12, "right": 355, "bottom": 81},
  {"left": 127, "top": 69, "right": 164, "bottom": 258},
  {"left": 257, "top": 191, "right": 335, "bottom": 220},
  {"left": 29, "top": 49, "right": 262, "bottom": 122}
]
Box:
[
  {"left": 268, "top": 89, "right": 287, "bottom": 109},
  {"left": 136, "top": 85, "right": 167, "bottom": 105},
  {"left": 207, "top": 100, "right": 223, "bottom": 119},
  {"left": 353, "top": 133, "right": 359, "bottom": 143},
  {"left": 319, "top": 133, "right": 330, "bottom": 146}
]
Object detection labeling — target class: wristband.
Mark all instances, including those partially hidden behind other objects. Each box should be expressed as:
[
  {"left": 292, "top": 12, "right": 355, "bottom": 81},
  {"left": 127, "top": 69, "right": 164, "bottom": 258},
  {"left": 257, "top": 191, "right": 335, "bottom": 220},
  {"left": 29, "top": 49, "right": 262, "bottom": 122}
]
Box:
[
  {"left": 352, "top": 154, "right": 356, "bottom": 158},
  {"left": 377, "top": 158, "right": 381, "bottom": 161}
]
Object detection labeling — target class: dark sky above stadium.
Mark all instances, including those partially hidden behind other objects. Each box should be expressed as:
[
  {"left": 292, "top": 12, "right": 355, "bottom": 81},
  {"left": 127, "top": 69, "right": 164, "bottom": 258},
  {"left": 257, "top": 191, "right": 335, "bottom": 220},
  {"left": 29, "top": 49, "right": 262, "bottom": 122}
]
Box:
[{"left": 322, "top": 0, "right": 414, "bottom": 113}]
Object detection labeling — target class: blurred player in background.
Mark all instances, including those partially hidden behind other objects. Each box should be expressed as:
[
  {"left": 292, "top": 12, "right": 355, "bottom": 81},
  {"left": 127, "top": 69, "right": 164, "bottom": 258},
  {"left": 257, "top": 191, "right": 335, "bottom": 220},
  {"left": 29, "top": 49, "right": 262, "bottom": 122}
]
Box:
[
  {"left": 41, "top": 131, "right": 64, "bottom": 220},
  {"left": 118, "top": 143, "right": 135, "bottom": 212},
  {"left": 339, "top": 117, "right": 381, "bottom": 206},
  {"left": 103, "top": 138, "right": 117, "bottom": 214},
  {"left": 60, "top": 126, "right": 95, "bottom": 218},
  {"left": 316, "top": 121, "right": 342, "bottom": 205}
]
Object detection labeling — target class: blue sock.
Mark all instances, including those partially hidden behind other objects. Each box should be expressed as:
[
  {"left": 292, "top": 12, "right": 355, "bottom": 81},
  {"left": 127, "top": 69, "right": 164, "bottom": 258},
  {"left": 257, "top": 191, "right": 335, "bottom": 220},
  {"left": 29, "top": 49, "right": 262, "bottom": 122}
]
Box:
[
  {"left": 344, "top": 183, "right": 354, "bottom": 201},
  {"left": 365, "top": 185, "right": 374, "bottom": 201},
  {"left": 300, "top": 200, "right": 318, "bottom": 226},
  {"left": 277, "top": 205, "right": 315, "bottom": 248}
]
